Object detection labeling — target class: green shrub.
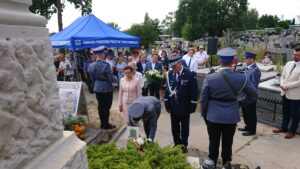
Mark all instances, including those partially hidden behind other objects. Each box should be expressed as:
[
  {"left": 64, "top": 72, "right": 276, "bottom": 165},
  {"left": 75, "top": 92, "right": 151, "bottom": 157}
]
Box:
[{"left": 87, "top": 141, "right": 196, "bottom": 169}]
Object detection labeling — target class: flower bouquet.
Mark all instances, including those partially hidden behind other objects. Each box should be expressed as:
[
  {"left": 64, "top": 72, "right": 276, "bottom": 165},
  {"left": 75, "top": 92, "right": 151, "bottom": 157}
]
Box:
[{"left": 144, "top": 69, "right": 163, "bottom": 85}]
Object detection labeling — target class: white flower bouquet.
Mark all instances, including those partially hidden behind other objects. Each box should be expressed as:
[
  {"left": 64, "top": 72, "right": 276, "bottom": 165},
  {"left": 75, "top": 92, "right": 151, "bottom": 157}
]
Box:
[{"left": 144, "top": 69, "right": 163, "bottom": 84}]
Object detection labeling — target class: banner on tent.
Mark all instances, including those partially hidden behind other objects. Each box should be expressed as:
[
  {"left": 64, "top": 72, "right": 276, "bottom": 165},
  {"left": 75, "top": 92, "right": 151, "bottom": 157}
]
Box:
[
  {"left": 52, "top": 40, "right": 71, "bottom": 46},
  {"left": 77, "top": 39, "right": 139, "bottom": 46}
]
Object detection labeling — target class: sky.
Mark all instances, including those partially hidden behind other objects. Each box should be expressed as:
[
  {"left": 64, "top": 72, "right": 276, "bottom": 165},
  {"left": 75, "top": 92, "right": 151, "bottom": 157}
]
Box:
[{"left": 46, "top": 0, "right": 300, "bottom": 33}]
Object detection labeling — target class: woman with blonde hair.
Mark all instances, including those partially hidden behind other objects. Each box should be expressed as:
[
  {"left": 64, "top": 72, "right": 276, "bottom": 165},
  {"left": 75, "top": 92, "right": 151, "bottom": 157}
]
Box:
[{"left": 119, "top": 66, "right": 142, "bottom": 123}]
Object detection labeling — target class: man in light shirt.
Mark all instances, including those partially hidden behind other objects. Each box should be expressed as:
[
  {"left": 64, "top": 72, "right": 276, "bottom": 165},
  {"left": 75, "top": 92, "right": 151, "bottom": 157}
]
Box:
[
  {"left": 58, "top": 54, "right": 73, "bottom": 81},
  {"left": 195, "top": 45, "right": 209, "bottom": 68},
  {"left": 182, "top": 47, "right": 199, "bottom": 72}
]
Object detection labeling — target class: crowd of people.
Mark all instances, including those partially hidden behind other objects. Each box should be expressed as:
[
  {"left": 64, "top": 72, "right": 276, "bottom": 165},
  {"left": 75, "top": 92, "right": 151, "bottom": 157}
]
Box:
[{"left": 55, "top": 44, "right": 300, "bottom": 168}]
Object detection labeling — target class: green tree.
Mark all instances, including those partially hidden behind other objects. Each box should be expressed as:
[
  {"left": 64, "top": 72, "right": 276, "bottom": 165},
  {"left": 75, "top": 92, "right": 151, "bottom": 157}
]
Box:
[
  {"left": 107, "top": 22, "right": 121, "bottom": 30},
  {"left": 126, "top": 22, "right": 159, "bottom": 47},
  {"left": 161, "top": 11, "right": 175, "bottom": 35},
  {"left": 144, "top": 12, "right": 161, "bottom": 35},
  {"left": 258, "top": 14, "right": 280, "bottom": 28},
  {"left": 217, "top": 0, "right": 248, "bottom": 32},
  {"left": 173, "top": 0, "right": 248, "bottom": 39},
  {"left": 245, "top": 8, "right": 259, "bottom": 29},
  {"left": 30, "top": 0, "right": 92, "bottom": 31},
  {"left": 181, "top": 23, "right": 193, "bottom": 40},
  {"left": 277, "top": 20, "right": 292, "bottom": 29},
  {"left": 292, "top": 18, "right": 296, "bottom": 25}
]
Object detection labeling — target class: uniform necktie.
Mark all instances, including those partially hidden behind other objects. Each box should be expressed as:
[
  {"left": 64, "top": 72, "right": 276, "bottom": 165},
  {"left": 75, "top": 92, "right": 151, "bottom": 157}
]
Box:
[
  {"left": 290, "top": 63, "right": 296, "bottom": 74},
  {"left": 188, "top": 57, "right": 192, "bottom": 68}
]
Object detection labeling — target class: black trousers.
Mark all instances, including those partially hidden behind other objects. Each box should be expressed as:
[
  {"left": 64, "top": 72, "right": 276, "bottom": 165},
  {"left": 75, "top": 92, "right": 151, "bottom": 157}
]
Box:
[
  {"left": 206, "top": 120, "right": 236, "bottom": 166},
  {"left": 149, "top": 81, "right": 161, "bottom": 99},
  {"left": 281, "top": 95, "right": 300, "bottom": 133},
  {"left": 142, "top": 86, "right": 148, "bottom": 96},
  {"left": 170, "top": 113, "right": 190, "bottom": 146},
  {"left": 242, "top": 101, "right": 257, "bottom": 134},
  {"left": 143, "top": 120, "right": 150, "bottom": 139},
  {"left": 95, "top": 92, "right": 113, "bottom": 128}
]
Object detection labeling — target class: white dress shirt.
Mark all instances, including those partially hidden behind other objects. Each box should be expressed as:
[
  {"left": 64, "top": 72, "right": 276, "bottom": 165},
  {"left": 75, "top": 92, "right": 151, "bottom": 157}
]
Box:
[
  {"left": 182, "top": 54, "right": 200, "bottom": 72},
  {"left": 152, "top": 63, "right": 156, "bottom": 70},
  {"left": 196, "top": 51, "right": 209, "bottom": 65}
]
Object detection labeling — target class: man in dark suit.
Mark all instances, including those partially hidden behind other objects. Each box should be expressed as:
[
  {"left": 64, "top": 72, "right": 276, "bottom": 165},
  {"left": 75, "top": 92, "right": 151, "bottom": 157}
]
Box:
[
  {"left": 164, "top": 56, "right": 198, "bottom": 153},
  {"left": 137, "top": 54, "right": 147, "bottom": 74},
  {"left": 145, "top": 54, "right": 163, "bottom": 99},
  {"left": 137, "top": 54, "right": 148, "bottom": 96},
  {"left": 200, "top": 47, "right": 258, "bottom": 166},
  {"left": 239, "top": 52, "right": 261, "bottom": 136}
]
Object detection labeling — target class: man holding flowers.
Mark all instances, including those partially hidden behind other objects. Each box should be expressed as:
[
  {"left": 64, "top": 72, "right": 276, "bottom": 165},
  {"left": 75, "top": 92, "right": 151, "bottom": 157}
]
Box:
[{"left": 145, "top": 54, "right": 163, "bottom": 99}]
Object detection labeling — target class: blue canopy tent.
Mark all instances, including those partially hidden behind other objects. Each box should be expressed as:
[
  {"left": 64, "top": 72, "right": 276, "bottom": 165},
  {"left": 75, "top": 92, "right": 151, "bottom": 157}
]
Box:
[{"left": 50, "top": 14, "right": 140, "bottom": 50}]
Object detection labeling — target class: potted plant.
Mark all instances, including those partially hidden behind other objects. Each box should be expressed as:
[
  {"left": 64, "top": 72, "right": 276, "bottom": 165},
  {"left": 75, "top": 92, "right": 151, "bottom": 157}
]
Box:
[{"left": 63, "top": 115, "right": 86, "bottom": 140}]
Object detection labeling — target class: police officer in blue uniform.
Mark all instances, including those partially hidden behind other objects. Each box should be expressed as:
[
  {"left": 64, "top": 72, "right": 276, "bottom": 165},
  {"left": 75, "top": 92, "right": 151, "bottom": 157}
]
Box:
[
  {"left": 200, "top": 48, "right": 258, "bottom": 166},
  {"left": 164, "top": 56, "right": 198, "bottom": 153},
  {"left": 128, "top": 96, "right": 161, "bottom": 142},
  {"left": 238, "top": 52, "right": 261, "bottom": 136},
  {"left": 88, "top": 46, "right": 118, "bottom": 130}
]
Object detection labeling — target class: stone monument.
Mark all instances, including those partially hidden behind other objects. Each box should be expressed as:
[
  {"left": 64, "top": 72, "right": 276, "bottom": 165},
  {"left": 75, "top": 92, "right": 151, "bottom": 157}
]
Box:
[{"left": 0, "top": 0, "right": 88, "bottom": 169}]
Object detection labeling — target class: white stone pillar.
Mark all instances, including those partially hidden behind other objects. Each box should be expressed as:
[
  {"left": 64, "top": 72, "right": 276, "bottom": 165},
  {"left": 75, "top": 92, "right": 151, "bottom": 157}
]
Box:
[
  {"left": 0, "top": 1, "right": 88, "bottom": 169},
  {"left": 0, "top": 0, "right": 47, "bottom": 27}
]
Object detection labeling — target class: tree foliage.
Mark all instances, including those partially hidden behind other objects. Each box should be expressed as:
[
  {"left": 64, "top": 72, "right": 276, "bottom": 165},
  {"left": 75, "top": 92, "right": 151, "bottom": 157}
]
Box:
[
  {"left": 277, "top": 20, "right": 293, "bottom": 29},
  {"left": 30, "top": 0, "right": 92, "bottom": 31},
  {"left": 125, "top": 13, "right": 160, "bottom": 47},
  {"left": 126, "top": 22, "right": 159, "bottom": 48},
  {"left": 107, "top": 22, "right": 121, "bottom": 30},
  {"left": 245, "top": 8, "right": 259, "bottom": 30},
  {"left": 258, "top": 14, "right": 280, "bottom": 28},
  {"left": 144, "top": 12, "right": 161, "bottom": 35},
  {"left": 173, "top": 0, "right": 248, "bottom": 40},
  {"left": 161, "top": 12, "right": 175, "bottom": 35}
]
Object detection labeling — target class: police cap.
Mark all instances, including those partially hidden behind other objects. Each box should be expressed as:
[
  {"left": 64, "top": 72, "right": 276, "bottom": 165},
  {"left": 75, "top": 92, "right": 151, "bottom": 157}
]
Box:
[
  {"left": 244, "top": 52, "right": 257, "bottom": 59},
  {"left": 93, "top": 46, "right": 108, "bottom": 55},
  {"left": 217, "top": 47, "right": 237, "bottom": 61},
  {"left": 128, "top": 102, "right": 144, "bottom": 119},
  {"left": 168, "top": 55, "right": 182, "bottom": 67}
]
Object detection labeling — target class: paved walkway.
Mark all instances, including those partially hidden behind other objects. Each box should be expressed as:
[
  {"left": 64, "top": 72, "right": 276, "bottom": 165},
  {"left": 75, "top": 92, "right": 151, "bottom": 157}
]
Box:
[
  {"left": 83, "top": 86, "right": 300, "bottom": 169},
  {"left": 154, "top": 112, "right": 300, "bottom": 169}
]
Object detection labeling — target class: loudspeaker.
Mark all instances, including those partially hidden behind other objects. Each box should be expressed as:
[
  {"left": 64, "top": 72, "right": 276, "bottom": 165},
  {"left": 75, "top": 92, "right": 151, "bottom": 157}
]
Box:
[{"left": 207, "top": 38, "right": 218, "bottom": 55}]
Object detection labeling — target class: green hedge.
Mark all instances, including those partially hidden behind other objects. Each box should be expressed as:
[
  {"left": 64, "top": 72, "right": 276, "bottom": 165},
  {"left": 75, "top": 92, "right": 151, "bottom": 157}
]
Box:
[{"left": 87, "top": 141, "right": 196, "bottom": 169}]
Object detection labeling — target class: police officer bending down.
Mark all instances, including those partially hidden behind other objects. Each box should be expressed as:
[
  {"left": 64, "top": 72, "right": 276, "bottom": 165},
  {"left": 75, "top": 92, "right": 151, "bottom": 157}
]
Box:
[
  {"left": 200, "top": 47, "right": 258, "bottom": 166},
  {"left": 128, "top": 96, "right": 161, "bottom": 142},
  {"left": 164, "top": 56, "right": 198, "bottom": 153},
  {"left": 88, "top": 46, "right": 117, "bottom": 130}
]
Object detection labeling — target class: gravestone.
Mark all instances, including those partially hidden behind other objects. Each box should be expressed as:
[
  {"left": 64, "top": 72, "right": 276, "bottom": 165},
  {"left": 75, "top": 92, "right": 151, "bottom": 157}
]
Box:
[{"left": 0, "top": 1, "right": 88, "bottom": 169}]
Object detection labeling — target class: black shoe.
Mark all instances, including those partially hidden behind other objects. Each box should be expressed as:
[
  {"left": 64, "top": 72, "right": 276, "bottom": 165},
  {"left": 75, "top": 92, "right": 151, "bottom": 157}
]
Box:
[
  {"left": 106, "top": 123, "right": 116, "bottom": 129},
  {"left": 238, "top": 127, "right": 248, "bottom": 131},
  {"left": 182, "top": 147, "right": 188, "bottom": 153},
  {"left": 242, "top": 131, "right": 255, "bottom": 136},
  {"left": 100, "top": 124, "right": 116, "bottom": 130},
  {"left": 108, "top": 123, "right": 116, "bottom": 128}
]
